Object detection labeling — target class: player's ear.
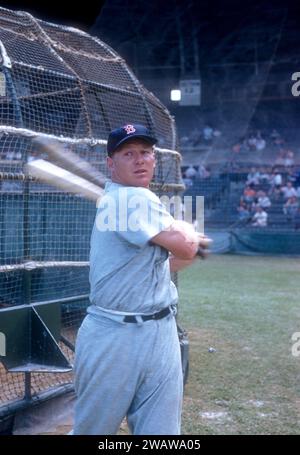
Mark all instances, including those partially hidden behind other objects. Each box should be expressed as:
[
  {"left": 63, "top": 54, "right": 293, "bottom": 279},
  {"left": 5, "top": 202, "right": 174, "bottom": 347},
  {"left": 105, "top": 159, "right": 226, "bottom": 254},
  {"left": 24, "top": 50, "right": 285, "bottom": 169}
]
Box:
[
  {"left": 153, "top": 147, "right": 156, "bottom": 168},
  {"left": 107, "top": 156, "right": 114, "bottom": 170}
]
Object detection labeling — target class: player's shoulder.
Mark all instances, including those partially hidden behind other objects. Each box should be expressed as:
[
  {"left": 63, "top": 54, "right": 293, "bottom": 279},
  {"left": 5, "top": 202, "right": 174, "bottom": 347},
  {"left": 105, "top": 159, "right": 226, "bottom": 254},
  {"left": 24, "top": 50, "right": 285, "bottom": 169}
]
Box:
[
  {"left": 128, "top": 186, "right": 158, "bottom": 199},
  {"left": 129, "top": 187, "right": 164, "bottom": 207},
  {"left": 103, "top": 182, "right": 160, "bottom": 205},
  {"left": 113, "top": 185, "right": 160, "bottom": 203}
]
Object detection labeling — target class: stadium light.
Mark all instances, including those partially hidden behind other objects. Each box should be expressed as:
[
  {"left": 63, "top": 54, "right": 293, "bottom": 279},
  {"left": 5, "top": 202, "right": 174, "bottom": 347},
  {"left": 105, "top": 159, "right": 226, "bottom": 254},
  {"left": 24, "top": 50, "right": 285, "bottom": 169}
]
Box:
[{"left": 170, "top": 89, "right": 181, "bottom": 102}]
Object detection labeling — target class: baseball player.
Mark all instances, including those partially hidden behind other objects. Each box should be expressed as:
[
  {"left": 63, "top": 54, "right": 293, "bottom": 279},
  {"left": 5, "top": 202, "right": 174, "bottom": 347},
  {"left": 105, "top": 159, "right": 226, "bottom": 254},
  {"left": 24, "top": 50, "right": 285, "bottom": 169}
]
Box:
[{"left": 73, "top": 124, "right": 210, "bottom": 435}]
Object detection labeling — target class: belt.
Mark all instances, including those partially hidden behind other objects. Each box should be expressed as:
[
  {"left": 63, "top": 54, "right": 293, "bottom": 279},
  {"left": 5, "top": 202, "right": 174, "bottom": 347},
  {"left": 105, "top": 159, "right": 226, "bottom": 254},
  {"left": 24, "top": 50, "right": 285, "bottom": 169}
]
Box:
[{"left": 123, "top": 306, "right": 172, "bottom": 323}]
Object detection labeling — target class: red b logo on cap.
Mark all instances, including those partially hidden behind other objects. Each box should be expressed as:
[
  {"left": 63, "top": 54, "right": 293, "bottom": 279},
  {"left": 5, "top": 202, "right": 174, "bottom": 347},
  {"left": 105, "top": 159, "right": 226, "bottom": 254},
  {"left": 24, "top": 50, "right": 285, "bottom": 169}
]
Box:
[{"left": 124, "top": 124, "right": 136, "bottom": 134}]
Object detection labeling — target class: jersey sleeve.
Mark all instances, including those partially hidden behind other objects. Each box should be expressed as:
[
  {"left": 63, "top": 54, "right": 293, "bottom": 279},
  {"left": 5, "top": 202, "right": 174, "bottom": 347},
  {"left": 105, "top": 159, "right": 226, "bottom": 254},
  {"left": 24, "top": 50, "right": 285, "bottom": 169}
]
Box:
[{"left": 117, "top": 187, "right": 174, "bottom": 247}]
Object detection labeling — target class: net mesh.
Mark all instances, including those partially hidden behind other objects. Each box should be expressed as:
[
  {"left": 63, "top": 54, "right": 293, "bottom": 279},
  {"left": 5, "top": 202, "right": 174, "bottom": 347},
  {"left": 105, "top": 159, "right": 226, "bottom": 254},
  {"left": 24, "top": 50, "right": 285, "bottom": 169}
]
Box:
[{"left": 0, "top": 7, "right": 183, "bottom": 411}]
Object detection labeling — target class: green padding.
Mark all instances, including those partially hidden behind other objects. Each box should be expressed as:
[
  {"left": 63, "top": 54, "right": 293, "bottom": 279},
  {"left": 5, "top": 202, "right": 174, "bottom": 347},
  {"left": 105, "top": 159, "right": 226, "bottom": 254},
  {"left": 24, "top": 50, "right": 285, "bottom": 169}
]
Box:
[{"left": 231, "top": 229, "right": 300, "bottom": 254}]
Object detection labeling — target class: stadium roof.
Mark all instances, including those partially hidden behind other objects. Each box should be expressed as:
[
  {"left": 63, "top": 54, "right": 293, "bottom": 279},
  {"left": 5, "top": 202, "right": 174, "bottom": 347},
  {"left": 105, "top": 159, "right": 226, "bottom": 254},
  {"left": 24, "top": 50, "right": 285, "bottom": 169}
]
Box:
[{"left": 0, "top": 0, "right": 105, "bottom": 29}]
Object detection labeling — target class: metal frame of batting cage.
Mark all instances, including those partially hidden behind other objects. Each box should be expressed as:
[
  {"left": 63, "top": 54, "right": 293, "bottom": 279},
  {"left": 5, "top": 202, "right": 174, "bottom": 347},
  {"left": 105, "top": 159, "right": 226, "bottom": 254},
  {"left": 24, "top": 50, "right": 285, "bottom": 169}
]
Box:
[
  {"left": 0, "top": 179, "right": 188, "bottom": 434},
  {"left": 0, "top": 7, "right": 188, "bottom": 433},
  {"left": 0, "top": 165, "right": 188, "bottom": 435},
  {"left": 0, "top": 133, "right": 187, "bottom": 429}
]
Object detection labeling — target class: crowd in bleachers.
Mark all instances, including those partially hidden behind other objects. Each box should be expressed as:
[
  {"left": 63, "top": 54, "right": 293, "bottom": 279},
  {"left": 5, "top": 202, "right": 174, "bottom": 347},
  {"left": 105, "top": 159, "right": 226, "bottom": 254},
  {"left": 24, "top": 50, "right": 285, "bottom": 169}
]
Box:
[
  {"left": 232, "top": 128, "right": 300, "bottom": 228},
  {"left": 237, "top": 163, "right": 300, "bottom": 229},
  {"left": 231, "top": 128, "right": 281, "bottom": 154},
  {"left": 179, "top": 125, "right": 300, "bottom": 225},
  {"left": 179, "top": 121, "right": 299, "bottom": 171},
  {"left": 179, "top": 124, "right": 222, "bottom": 148},
  {"left": 0, "top": 149, "right": 22, "bottom": 161},
  {"left": 182, "top": 163, "right": 212, "bottom": 187},
  {"left": 229, "top": 128, "right": 299, "bottom": 168},
  {"left": 180, "top": 124, "right": 300, "bottom": 230}
]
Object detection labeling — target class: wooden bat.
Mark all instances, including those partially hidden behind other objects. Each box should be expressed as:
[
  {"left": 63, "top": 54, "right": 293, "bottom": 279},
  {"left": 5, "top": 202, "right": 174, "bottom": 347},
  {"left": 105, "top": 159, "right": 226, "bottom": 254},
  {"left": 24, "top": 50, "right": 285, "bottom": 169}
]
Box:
[
  {"left": 33, "top": 137, "right": 107, "bottom": 188},
  {"left": 25, "top": 159, "right": 103, "bottom": 202}
]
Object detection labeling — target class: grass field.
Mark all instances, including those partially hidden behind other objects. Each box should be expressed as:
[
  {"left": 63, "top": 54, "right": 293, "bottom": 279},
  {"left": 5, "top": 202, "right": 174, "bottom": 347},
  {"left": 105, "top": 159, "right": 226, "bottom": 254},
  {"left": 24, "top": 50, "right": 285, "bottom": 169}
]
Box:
[
  {"left": 21, "top": 254, "right": 300, "bottom": 436},
  {"left": 179, "top": 254, "right": 300, "bottom": 435}
]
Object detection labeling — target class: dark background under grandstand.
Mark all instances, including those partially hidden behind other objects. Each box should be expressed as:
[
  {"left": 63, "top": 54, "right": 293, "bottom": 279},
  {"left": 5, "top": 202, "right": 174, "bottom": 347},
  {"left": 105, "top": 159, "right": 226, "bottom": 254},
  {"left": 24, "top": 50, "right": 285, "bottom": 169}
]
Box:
[{"left": 4, "top": 0, "right": 300, "bottom": 253}]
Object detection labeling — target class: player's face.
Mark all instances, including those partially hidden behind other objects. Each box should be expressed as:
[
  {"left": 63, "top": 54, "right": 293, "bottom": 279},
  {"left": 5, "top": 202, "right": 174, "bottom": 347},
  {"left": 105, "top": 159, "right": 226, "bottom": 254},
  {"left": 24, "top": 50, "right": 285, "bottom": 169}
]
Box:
[{"left": 107, "top": 139, "right": 156, "bottom": 188}]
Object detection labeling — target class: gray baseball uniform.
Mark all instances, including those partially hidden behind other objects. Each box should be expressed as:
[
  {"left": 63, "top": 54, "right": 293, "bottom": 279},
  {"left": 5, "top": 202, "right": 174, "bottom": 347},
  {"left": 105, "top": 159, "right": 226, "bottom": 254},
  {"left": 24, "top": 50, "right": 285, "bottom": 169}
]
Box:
[{"left": 74, "top": 181, "right": 183, "bottom": 435}]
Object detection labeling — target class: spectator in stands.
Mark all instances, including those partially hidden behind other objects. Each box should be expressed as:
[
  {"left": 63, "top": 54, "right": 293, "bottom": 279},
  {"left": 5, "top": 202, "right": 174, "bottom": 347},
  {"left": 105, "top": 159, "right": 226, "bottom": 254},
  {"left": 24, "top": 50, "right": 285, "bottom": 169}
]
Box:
[
  {"left": 286, "top": 168, "right": 297, "bottom": 185},
  {"left": 203, "top": 125, "right": 213, "bottom": 144},
  {"left": 237, "top": 202, "right": 250, "bottom": 222},
  {"left": 6, "top": 150, "right": 15, "bottom": 160},
  {"left": 212, "top": 128, "right": 222, "bottom": 140},
  {"left": 256, "top": 191, "right": 271, "bottom": 210},
  {"left": 247, "top": 134, "right": 257, "bottom": 151},
  {"left": 275, "top": 149, "right": 286, "bottom": 166},
  {"left": 259, "top": 168, "right": 271, "bottom": 186},
  {"left": 242, "top": 185, "right": 256, "bottom": 209},
  {"left": 271, "top": 169, "right": 283, "bottom": 187},
  {"left": 246, "top": 167, "right": 260, "bottom": 186},
  {"left": 284, "top": 150, "right": 294, "bottom": 168},
  {"left": 269, "top": 170, "right": 283, "bottom": 200},
  {"left": 1, "top": 147, "right": 26, "bottom": 162},
  {"left": 198, "top": 164, "right": 210, "bottom": 179},
  {"left": 185, "top": 165, "right": 197, "bottom": 180},
  {"left": 281, "top": 182, "right": 297, "bottom": 201},
  {"left": 255, "top": 132, "right": 266, "bottom": 151},
  {"left": 283, "top": 196, "right": 299, "bottom": 220},
  {"left": 251, "top": 206, "right": 268, "bottom": 227},
  {"left": 179, "top": 134, "right": 191, "bottom": 147}
]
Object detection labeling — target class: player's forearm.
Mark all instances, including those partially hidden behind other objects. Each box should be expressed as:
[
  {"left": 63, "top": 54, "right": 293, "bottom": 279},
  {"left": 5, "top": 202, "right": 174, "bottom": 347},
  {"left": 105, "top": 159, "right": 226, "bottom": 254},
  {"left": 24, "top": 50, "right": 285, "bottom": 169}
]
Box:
[
  {"left": 151, "top": 220, "right": 199, "bottom": 259},
  {"left": 151, "top": 220, "right": 212, "bottom": 260},
  {"left": 151, "top": 229, "right": 198, "bottom": 259}
]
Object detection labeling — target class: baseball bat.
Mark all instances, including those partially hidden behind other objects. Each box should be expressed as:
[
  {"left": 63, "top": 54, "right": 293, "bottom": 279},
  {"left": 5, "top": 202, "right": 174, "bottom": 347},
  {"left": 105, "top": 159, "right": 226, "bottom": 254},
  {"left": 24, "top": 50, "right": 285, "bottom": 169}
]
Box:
[
  {"left": 25, "top": 159, "right": 103, "bottom": 202},
  {"left": 33, "top": 137, "right": 107, "bottom": 188}
]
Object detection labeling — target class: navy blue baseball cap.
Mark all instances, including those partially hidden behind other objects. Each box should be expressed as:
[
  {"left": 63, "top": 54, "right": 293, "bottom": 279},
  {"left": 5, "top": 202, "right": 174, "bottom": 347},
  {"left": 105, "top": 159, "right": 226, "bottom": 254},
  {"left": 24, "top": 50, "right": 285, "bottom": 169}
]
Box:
[{"left": 107, "top": 124, "right": 157, "bottom": 156}]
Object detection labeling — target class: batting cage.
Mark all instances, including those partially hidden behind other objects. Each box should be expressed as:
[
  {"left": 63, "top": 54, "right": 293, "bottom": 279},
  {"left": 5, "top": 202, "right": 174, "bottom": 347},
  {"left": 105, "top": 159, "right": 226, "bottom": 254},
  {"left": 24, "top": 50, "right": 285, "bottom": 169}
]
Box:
[{"left": 0, "top": 6, "right": 187, "bottom": 432}]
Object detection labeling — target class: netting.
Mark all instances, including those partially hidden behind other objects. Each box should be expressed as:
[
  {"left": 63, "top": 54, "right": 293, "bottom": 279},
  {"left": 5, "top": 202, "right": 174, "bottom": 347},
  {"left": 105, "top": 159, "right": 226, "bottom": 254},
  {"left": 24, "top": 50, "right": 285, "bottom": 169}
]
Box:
[{"left": 0, "top": 6, "right": 183, "bottom": 414}]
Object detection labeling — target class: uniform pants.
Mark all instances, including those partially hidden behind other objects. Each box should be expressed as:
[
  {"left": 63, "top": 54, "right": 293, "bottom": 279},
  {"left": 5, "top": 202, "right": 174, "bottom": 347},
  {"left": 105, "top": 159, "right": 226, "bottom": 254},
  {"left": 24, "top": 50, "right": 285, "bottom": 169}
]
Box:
[{"left": 73, "top": 310, "right": 183, "bottom": 435}]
